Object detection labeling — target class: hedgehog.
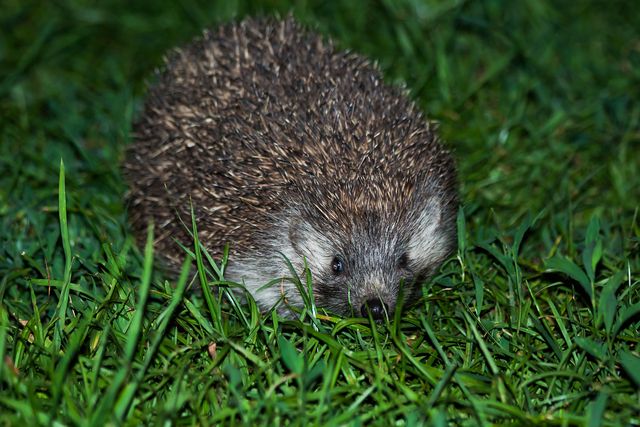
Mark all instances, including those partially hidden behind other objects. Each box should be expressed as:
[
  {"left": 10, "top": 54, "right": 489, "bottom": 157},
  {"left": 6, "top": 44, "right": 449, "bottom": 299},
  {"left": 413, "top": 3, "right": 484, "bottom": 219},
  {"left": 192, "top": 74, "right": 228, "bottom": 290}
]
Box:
[{"left": 124, "top": 16, "right": 458, "bottom": 320}]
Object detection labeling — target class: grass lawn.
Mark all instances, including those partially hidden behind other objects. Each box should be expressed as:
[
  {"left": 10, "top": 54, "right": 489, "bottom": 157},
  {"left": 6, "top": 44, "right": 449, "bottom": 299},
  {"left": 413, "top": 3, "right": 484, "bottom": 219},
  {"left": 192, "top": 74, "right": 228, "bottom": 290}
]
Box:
[{"left": 1, "top": 0, "right": 639, "bottom": 425}]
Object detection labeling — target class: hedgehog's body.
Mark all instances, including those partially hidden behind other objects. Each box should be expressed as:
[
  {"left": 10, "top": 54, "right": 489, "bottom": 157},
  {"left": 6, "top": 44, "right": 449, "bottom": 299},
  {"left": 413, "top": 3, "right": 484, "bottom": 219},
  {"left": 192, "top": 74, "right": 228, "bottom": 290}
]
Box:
[{"left": 125, "top": 17, "right": 457, "bottom": 319}]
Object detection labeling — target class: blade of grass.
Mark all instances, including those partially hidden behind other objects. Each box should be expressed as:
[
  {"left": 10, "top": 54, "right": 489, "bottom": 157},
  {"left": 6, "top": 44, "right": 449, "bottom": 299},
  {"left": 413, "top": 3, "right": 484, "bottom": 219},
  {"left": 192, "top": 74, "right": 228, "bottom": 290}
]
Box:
[
  {"left": 190, "top": 201, "right": 224, "bottom": 335},
  {"left": 53, "top": 159, "right": 73, "bottom": 354}
]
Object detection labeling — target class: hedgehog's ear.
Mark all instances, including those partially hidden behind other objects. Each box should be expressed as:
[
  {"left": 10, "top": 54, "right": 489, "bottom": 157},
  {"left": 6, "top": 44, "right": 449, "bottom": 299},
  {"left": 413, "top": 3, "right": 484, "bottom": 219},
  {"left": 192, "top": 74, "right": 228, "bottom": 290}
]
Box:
[
  {"left": 288, "top": 216, "right": 303, "bottom": 252},
  {"left": 407, "top": 197, "right": 451, "bottom": 267},
  {"left": 286, "top": 214, "right": 334, "bottom": 272},
  {"left": 287, "top": 215, "right": 322, "bottom": 255}
]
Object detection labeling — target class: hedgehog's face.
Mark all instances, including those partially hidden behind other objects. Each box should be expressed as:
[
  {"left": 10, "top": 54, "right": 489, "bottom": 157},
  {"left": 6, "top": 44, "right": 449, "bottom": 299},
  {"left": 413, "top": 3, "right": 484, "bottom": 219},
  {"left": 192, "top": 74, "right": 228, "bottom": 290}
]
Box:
[
  {"left": 313, "top": 243, "right": 418, "bottom": 320},
  {"left": 288, "top": 197, "right": 455, "bottom": 320}
]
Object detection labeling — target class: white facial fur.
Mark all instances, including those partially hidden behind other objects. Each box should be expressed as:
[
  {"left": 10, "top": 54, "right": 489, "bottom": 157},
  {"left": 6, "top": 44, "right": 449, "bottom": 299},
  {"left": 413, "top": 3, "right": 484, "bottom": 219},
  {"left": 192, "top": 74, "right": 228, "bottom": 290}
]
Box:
[{"left": 223, "top": 213, "right": 333, "bottom": 315}]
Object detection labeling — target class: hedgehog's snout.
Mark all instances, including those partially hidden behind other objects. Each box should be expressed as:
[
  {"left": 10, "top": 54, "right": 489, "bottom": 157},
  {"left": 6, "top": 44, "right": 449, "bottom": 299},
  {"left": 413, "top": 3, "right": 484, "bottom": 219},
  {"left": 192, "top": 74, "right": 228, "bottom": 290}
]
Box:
[
  {"left": 354, "top": 276, "right": 398, "bottom": 320},
  {"left": 361, "top": 298, "right": 389, "bottom": 320}
]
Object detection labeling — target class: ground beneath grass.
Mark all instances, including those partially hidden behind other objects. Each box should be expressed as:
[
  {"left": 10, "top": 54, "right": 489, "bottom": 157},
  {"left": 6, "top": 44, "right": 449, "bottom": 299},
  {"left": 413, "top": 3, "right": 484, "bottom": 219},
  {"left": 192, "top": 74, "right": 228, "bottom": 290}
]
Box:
[{"left": 1, "top": 0, "right": 639, "bottom": 425}]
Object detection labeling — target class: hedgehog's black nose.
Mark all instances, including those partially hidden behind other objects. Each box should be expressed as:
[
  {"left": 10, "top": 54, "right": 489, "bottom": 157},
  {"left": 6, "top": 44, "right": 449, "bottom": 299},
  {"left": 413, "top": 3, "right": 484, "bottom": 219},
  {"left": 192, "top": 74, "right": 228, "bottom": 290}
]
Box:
[{"left": 361, "top": 299, "right": 388, "bottom": 320}]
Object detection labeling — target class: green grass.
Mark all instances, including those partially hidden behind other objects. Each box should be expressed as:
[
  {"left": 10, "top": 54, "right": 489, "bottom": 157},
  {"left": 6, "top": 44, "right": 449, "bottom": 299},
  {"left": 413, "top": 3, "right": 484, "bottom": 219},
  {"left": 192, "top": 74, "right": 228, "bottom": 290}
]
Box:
[{"left": 1, "top": 0, "right": 639, "bottom": 425}]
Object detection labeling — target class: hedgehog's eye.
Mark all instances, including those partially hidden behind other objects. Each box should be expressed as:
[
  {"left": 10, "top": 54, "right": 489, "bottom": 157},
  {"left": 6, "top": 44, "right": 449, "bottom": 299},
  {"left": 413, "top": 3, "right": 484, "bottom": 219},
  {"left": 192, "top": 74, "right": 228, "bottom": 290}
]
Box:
[
  {"left": 398, "top": 253, "right": 409, "bottom": 269},
  {"left": 331, "top": 256, "right": 344, "bottom": 274}
]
